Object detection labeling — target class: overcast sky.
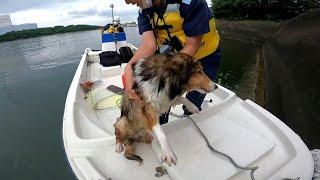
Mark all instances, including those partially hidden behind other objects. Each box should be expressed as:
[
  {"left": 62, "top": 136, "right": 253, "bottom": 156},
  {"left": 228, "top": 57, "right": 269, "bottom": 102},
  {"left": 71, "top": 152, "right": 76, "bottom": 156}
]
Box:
[{"left": 0, "top": 0, "right": 212, "bottom": 28}]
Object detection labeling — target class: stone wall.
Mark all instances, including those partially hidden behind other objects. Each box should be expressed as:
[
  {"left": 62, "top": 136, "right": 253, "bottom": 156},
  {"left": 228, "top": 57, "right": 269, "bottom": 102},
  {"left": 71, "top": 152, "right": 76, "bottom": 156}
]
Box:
[
  {"left": 217, "top": 13, "right": 320, "bottom": 148},
  {"left": 263, "top": 9, "right": 320, "bottom": 149},
  {"left": 216, "top": 20, "right": 279, "bottom": 45}
]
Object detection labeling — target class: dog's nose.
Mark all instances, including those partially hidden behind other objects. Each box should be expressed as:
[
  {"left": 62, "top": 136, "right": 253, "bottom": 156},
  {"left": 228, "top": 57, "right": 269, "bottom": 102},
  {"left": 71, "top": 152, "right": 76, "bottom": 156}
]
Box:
[{"left": 209, "top": 82, "right": 218, "bottom": 92}]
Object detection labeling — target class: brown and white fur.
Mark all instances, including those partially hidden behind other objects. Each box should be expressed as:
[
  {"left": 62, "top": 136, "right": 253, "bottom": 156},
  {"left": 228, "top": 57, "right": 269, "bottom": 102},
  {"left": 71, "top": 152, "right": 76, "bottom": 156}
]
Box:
[{"left": 114, "top": 53, "right": 218, "bottom": 166}]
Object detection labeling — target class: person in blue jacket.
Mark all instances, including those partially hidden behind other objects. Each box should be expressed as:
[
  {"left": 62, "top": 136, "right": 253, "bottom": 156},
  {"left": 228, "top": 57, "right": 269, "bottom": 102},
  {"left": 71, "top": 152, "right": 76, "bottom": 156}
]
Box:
[{"left": 123, "top": 0, "right": 221, "bottom": 124}]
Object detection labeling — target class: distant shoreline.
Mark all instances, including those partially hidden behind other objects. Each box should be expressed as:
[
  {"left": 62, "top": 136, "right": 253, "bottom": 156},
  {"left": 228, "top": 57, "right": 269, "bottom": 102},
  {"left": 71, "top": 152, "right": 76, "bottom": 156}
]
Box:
[
  {"left": 0, "top": 25, "right": 100, "bottom": 43},
  {"left": 0, "top": 20, "right": 278, "bottom": 43}
]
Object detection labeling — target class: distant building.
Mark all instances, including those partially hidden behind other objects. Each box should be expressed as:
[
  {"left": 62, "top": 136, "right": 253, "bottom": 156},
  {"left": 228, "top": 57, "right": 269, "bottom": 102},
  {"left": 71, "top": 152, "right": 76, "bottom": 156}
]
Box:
[
  {"left": 0, "top": 15, "right": 12, "bottom": 28},
  {"left": 123, "top": 22, "right": 137, "bottom": 27},
  {"left": 0, "top": 15, "right": 38, "bottom": 35}
]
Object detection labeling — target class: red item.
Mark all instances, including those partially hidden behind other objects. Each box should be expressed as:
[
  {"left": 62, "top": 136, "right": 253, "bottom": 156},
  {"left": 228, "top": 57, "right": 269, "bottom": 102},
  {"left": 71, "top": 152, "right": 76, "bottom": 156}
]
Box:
[
  {"left": 122, "top": 74, "right": 126, "bottom": 89},
  {"left": 80, "top": 81, "right": 94, "bottom": 93}
]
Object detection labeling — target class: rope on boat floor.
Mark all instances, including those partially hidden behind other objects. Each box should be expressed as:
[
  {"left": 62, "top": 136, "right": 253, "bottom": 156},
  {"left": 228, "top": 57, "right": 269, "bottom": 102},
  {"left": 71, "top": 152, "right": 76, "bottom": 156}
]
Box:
[
  {"left": 311, "top": 149, "right": 320, "bottom": 179},
  {"left": 169, "top": 112, "right": 258, "bottom": 180}
]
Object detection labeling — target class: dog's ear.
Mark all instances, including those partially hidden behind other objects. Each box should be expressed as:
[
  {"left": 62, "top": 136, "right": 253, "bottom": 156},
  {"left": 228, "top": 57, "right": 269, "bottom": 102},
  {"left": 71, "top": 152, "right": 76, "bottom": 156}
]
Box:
[
  {"left": 167, "top": 54, "right": 196, "bottom": 100},
  {"left": 169, "top": 74, "right": 190, "bottom": 100},
  {"left": 158, "top": 76, "right": 166, "bottom": 94},
  {"left": 169, "top": 78, "right": 183, "bottom": 100}
]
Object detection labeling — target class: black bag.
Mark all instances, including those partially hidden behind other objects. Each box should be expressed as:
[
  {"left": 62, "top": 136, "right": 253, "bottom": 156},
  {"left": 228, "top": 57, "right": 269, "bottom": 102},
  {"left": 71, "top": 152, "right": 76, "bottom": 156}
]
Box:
[
  {"left": 119, "top": 46, "right": 133, "bottom": 63},
  {"left": 99, "top": 51, "right": 121, "bottom": 67}
]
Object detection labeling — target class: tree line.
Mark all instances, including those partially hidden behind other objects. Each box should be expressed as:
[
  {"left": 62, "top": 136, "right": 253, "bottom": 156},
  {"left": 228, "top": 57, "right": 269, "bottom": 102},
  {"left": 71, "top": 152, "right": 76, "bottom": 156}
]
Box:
[
  {"left": 211, "top": 0, "right": 320, "bottom": 20},
  {"left": 0, "top": 25, "right": 100, "bottom": 42}
]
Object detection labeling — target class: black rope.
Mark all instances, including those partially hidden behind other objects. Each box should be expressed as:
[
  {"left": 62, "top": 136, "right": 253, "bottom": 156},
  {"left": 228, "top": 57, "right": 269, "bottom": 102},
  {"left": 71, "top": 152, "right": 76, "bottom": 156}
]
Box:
[{"left": 169, "top": 112, "right": 259, "bottom": 180}]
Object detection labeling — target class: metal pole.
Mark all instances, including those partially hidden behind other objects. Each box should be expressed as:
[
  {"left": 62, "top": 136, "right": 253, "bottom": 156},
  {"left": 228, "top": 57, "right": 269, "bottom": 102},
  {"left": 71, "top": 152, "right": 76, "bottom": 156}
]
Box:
[{"left": 110, "top": 4, "right": 114, "bottom": 25}]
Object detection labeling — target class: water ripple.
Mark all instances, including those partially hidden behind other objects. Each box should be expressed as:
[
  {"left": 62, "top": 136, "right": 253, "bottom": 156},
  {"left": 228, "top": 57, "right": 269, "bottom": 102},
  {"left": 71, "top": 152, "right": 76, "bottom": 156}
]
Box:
[{"left": 0, "top": 72, "right": 9, "bottom": 93}]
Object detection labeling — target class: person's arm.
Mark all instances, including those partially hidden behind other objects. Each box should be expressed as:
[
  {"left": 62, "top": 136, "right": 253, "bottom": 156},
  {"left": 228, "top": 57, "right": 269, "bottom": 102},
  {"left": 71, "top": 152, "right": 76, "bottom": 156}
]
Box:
[
  {"left": 124, "top": 30, "right": 157, "bottom": 99},
  {"left": 103, "top": 24, "right": 110, "bottom": 31},
  {"left": 127, "top": 30, "right": 157, "bottom": 65},
  {"left": 117, "top": 26, "right": 124, "bottom": 32},
  {"left": 180, "top": 0, "right": 210, "bottom": 57},
  {"left": 180, "top": 35, "right": 203, "bottom": 57}
]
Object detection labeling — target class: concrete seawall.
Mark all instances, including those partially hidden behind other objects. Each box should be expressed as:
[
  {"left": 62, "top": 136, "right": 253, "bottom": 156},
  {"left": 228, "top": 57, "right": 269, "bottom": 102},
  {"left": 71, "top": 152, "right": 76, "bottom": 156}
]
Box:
[
  {"left": 216, "top": 20, "right": 279, "bottom": 46},
  {"left": 263, "top": 9, "right": 320, "bottom": 149},
  {"left": 216, "top": 20, "right": 279, "bottom": 107},
  {"left": 217, "top": 9, "right": 320, "bottom": 148}
]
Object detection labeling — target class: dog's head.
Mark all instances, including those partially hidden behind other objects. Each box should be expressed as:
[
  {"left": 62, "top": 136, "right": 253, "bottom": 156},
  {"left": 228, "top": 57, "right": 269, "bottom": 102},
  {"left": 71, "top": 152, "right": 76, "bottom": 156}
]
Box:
[
  {"left": 168, "top": 53, "right": 218, "bottom": 99},
  {"left": 186, "top": 59, "right": 218, "bottom": 94}
]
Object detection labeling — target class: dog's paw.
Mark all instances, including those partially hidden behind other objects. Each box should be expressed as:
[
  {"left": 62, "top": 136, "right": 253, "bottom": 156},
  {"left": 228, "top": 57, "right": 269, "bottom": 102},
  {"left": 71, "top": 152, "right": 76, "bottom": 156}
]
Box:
[
  {"left": 160, "top": 147, "right": 177, "bottom": 166},
  {"left": 186, "top": 104, "right": 200, "bottom": 114},
  {"left": 115, "top": 143, "right": 124, "bottom": 153}
]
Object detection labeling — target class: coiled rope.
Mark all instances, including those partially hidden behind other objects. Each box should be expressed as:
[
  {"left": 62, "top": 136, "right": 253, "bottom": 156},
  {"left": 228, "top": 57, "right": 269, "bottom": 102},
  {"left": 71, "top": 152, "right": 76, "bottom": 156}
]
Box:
[{"left": 169, "top": 112, "right": 258, "bottom": 180}]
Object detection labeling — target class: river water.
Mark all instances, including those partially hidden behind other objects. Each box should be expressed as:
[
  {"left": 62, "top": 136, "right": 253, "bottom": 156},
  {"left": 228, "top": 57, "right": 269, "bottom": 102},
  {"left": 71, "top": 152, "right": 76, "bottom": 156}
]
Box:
[{"left": 0, "top": 27, "right": 260, "bottom": 179}]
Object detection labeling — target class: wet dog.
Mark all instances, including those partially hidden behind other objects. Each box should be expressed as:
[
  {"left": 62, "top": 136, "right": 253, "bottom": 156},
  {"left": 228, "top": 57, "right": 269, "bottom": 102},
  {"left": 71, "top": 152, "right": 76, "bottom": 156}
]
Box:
[{"left": 114, "top": 53, "right": 218, "bottom": 166}]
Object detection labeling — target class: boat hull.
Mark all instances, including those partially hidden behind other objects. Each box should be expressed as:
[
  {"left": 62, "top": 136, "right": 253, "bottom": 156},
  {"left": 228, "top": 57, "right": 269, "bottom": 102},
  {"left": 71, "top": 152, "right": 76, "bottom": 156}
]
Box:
[{"left": 63, "top": 49, "right": 314, "bottom": 180}]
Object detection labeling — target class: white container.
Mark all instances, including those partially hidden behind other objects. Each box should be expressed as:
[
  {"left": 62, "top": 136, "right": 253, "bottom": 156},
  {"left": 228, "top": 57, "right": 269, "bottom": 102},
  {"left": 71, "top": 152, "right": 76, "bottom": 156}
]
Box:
[
  {"left": 102, "top": 32, "right": 128, "bottom": 52},
  {"left": 114, "top": 32, "right": 127, "bottom": 53},
  {"left": 101, "top": 33, "right": 116, "bottom": 52}
]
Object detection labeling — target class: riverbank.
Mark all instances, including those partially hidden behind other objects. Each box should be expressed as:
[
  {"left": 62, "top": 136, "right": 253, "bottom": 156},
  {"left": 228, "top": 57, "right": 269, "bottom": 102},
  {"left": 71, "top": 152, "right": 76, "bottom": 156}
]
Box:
[{"left": 0, "top": 25, "right": 100, "bottom": 42}]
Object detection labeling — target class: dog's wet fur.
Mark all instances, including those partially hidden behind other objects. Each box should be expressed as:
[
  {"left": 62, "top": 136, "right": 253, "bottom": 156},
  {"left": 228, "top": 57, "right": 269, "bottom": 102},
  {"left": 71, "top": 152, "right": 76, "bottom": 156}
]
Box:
[{"left": 114, "top": 53, "right": 217, "bottom": 165}]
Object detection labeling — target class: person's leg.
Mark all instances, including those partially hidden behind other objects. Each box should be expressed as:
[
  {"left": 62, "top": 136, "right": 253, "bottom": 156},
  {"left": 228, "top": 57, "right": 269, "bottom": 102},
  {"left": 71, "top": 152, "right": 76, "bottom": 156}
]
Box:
[{"left": 183, "top": 48, "right": 221, "bottom": 115}]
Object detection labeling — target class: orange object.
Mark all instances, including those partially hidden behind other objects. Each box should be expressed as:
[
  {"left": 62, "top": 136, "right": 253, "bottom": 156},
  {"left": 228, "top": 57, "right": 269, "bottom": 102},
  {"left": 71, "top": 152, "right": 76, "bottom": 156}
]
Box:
[
  {"left": 80, "top": 81, "right": 94, "bottom": 93},
  {"left": 122, "top": 74, "right": 126, "bottom": 89}
]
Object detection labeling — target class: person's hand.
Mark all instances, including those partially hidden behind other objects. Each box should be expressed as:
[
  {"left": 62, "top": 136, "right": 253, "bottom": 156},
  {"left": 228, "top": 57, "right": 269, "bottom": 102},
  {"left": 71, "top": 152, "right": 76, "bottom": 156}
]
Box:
[{"left": 124, "top": 64, "right": 140, "bottom": 100}]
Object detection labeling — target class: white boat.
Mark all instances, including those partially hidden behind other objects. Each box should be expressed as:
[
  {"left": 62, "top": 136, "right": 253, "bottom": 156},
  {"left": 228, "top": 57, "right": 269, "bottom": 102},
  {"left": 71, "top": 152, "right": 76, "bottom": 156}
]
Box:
[
  {"left": 63, "top": 8, "right": 314, "bottom": 178},
  {"left": 62, "top": 45, "right": 314, "bottom": 179}
]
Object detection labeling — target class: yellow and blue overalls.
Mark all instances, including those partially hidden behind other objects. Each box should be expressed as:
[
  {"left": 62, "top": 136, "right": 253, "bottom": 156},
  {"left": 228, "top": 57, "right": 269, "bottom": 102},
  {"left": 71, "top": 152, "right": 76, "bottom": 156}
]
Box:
[{"left": 138, "top": 0, "right": 222, "bottom": 123}]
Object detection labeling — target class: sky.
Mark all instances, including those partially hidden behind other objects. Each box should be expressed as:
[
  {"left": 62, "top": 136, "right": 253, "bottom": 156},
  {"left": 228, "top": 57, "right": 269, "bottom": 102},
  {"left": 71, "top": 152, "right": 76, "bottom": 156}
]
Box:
[{"left": 0, "top": 0, "right": 212, "bottom": 28}]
